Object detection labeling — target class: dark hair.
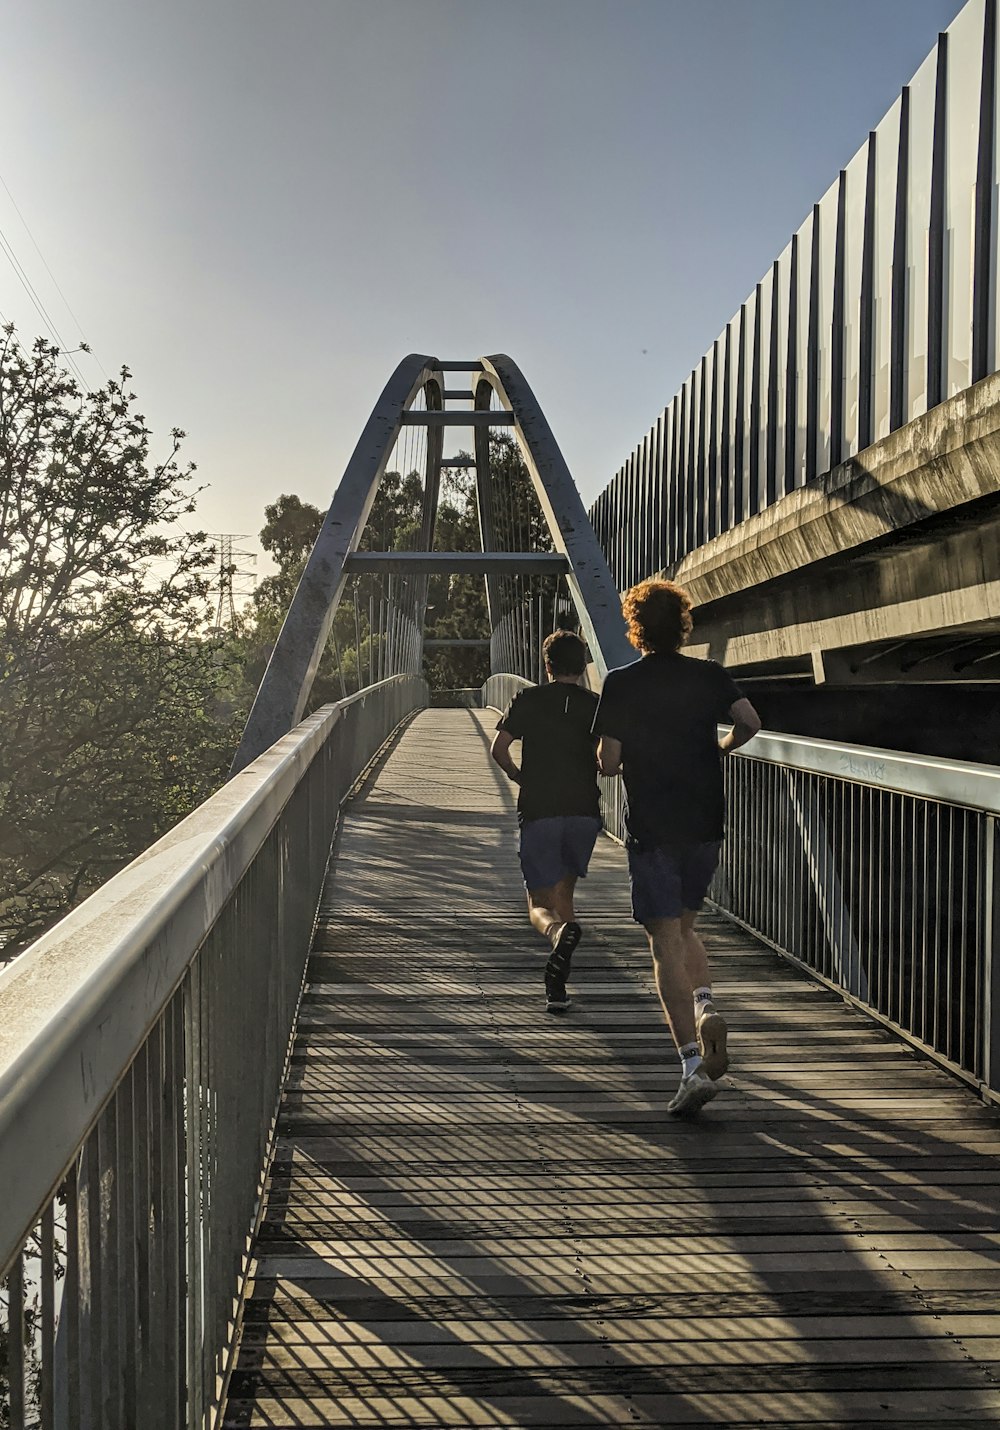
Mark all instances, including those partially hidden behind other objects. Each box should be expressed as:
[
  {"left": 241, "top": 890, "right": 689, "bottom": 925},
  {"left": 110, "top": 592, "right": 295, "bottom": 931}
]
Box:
[
  {"left": 543, "top": 629, "right": 587, "bottom": 677},
  {"left": 622, "top": 579, "right": 693, "bottom": 654}
]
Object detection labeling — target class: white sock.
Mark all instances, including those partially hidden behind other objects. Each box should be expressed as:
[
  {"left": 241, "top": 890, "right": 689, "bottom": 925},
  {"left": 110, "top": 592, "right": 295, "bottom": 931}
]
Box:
[
  {"left": 679, "top": 1041, "right": 702, "bottom": 1078},
  {"left": 693, "top": 986, "right": 714, "bottom": 1016}
]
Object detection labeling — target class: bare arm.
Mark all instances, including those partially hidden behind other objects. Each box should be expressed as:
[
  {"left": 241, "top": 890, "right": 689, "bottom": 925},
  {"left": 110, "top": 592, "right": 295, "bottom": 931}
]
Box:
[
  {"left": 490, "top": 729, "right": 522, "bottom": 784},
  {"left": 597, "top": 735, "right": 622, "bottom": 777},
  {"left": 719, "top": 696, "right": 761, "bottom": 754}
]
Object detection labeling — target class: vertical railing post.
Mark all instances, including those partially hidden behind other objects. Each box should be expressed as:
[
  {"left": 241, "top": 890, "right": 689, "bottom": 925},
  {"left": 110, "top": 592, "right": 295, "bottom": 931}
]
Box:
[{"left": 984, "top": 815, "right": 1000, "bottom": 1095}]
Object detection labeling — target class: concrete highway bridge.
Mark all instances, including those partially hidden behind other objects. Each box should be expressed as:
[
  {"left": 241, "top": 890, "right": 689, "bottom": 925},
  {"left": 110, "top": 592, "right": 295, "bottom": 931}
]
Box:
[{"left": 5, "top": 2, "right": 1000, "bottom": 1425}]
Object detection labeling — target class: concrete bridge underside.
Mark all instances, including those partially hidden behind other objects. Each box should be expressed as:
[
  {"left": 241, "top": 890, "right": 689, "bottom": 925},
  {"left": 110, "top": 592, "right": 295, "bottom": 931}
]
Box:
[
  {"left": 224, "top": 710, "right": 1000, "bottom": 1428},
  {"left": 677, "top": 372, "right": 1000, "bottom": 690}
]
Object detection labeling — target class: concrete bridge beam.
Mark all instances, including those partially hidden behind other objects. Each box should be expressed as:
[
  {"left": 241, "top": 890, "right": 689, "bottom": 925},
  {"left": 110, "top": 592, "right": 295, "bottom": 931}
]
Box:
[{"left": 677, "top": 372, "right": 1000, "bottom": 676}]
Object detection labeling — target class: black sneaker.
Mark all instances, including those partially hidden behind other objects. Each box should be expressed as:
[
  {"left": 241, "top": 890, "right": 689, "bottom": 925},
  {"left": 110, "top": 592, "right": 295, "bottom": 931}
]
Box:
[
  {"left": 543, "top": 921, "right": 581, "bottom": 1014},
  {"left": 545, "top": 920, "right": 582, "bottom": 986},
  {"left": 545, "top": 977, "right": 571, "bottom": 1013}
]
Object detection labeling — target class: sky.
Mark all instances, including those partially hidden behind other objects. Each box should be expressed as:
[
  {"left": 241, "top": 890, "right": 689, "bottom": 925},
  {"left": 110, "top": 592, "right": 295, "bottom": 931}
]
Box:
[{"left": 0, "top": 0, "right": 966, "bottom": 578}]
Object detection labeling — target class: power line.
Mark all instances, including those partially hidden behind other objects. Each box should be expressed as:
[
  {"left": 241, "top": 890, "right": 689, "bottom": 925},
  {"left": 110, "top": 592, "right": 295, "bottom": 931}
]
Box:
[
  {"left": 0, "top": 171, "right": 109, "bottom": 389},
  {"left": 0, "top": 172, "right": 108, "bottom": 380},
  {"left": 0, "top": 222, "right": 90, "bottom": 390}
]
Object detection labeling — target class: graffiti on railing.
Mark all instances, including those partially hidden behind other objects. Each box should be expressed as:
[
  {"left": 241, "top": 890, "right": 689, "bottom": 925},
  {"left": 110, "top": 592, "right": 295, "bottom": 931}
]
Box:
[{"left": 837, "top": 753, "right": 887, "bottom": 783}]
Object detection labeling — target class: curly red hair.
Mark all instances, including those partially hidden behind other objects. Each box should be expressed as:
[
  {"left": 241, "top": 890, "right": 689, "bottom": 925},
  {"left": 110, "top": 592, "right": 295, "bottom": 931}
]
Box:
[{"left": 622, "top": 579, "right": 693, "bottom": 654}]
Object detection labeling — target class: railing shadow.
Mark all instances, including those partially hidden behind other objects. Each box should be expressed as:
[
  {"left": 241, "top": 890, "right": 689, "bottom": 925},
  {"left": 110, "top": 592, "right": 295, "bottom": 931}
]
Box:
[{"left": 223, "top": 707, "right": 1000, "bottom": 1426}]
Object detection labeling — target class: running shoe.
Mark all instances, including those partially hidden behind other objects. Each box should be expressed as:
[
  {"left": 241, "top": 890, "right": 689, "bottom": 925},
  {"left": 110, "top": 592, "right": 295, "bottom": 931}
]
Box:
[
  {"left": 696, "top": 1005, "right": 729, "bottom": 1080},
  {"left": 667, "top": 1066, "right": 719, "bottom": 1117},
  {"left": 545, "top": 920, "right": 581, "bottom": 987},
  {"left": 543, "top": 921, "right": 581, "bottom": 1014},
  {"left": 544, "top": 977, "right": 571, "bottom": 1013}
]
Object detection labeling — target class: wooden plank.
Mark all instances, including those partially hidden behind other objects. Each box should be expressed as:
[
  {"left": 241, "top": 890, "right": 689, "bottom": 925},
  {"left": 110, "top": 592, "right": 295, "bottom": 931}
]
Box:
[
  {"left": 225, "top": 1385, "right": 1000, "bottom": 1427},
  {"left": 241, "top": 1285, "right": 1000, "bottom": 1322},
  {"left": 240, "top": 1335, "right": 994, "bottom": 1369},
  {"left": 239, "top": 1312, "right": 1000, "bottom": 1345},
  {"left": 223, "top": 710, "right": 1000, "bottom": 1429}
]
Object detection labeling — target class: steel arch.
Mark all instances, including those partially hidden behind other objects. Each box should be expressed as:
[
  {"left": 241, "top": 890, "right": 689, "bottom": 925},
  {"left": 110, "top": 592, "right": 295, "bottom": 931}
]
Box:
[
  {"left": 233, "top": 354, "right": 633, "bottom": 771},
  {"left": 233, "top": 354, "right": 440, "bottom": 771}
]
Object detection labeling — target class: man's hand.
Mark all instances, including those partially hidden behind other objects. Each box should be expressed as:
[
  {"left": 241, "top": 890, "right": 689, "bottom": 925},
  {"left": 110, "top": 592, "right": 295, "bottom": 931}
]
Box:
[{"left": 490, "top": 729, "right": 523, "bottom": 784}]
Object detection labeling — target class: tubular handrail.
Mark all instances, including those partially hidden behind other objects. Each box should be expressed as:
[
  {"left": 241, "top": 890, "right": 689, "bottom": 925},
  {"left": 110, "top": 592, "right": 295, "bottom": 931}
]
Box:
[
  {"left": 716, "top": 731, "right": 1000, "bottom": 1101},
  {"left": 483, "top": 669, "right": 1000, "bottom": 819},
  {"left": 481, "top": 672, "right": 534, "bottom": 712},
  {"left": 728, "top": 728, "right": 1000, "bottom": 817},
  {"left": 0, "top": 673, "right": 427, "bottom": 1278}
]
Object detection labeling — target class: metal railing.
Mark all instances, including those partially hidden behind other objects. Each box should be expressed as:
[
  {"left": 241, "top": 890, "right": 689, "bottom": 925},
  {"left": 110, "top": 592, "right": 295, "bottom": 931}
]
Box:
[
  {"left": 483, "top": 675, "right": 1000, "bottom": 1099},
  {"left": 591, "top": 0, "right": 1000, "bottom": 584},
  {"left": 714, "top": 731, "right": 1000, "bottom": 1102},
  {"left": 0, "top": 674, "right": 428, "bottom": 1430},
  {"left": 481, "top": 672, "right": 533, "bottom": 715}
]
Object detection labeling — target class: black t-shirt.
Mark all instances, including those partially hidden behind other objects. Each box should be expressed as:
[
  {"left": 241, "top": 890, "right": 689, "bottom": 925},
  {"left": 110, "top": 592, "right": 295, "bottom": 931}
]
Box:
[
  {"left": 592, "top": 652, "right": 742, "bottom": 847},
  {"left": 497, "top": 683, "right": 601, "bottom": 824}
]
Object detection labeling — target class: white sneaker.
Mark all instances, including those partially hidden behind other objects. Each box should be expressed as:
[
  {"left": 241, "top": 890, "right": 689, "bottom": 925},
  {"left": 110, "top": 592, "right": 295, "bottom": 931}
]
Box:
[
  {"left": 696, "top": 1006, "right": 729, "bottom": 1080},
  {"left": 667, "top": 1066, "right": 719, "bottom": 1117}
]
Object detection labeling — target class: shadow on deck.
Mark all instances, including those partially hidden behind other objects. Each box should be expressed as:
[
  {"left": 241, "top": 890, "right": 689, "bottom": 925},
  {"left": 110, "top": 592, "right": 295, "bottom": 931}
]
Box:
[{"left": 223, "top": 710, "right": 1000, "bottom": 1429}]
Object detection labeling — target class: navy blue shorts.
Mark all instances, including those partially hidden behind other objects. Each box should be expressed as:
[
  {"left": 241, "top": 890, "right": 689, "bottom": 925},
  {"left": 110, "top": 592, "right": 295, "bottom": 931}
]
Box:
[
  {"left": 628, "top": 840, "right": 722, "bottom": 924},
  {"left": 519, "top": 815, "right": 603, "bottom": 891}
]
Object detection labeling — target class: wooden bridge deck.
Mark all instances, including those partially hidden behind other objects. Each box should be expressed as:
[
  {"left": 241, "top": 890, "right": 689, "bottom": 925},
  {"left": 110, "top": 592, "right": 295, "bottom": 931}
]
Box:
[{"left": 224, "top": 709, "right": 1000, "bottom": 1428}]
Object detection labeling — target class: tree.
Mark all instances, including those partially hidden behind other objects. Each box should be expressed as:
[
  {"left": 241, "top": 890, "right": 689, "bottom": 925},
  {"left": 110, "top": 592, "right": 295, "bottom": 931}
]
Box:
[
  {"left": 0, "top": 327, "right": 244, "bottom": 953},
  {"left": 247, "top": 472, "right": 428, "bottom": 708},
  {"left": 255, "top": 493, "right": 324, "bottom": 614},
  {"left": 421, "top": 435, "right": 561, "bottom": 690},
  {"left": 423, "top": 461, "right": 491, "bottom": 690},
  {"left": 240, "top": 435, "right": 554, "bottom": 708}
]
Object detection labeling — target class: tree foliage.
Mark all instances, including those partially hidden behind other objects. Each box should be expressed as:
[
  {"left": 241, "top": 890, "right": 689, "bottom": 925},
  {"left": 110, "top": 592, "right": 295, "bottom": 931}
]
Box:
[
  {"left": 0, "top": 340, "right": 554, "bottom": 958},
  {"left": 422, "top": 435, "right": 557, "bottom": 689},
  {"left": 423, "top": 462, "right": 490, "bottom": 690},
  {"left": 0, "top": 328, "right": 244, "bottom": 952},
  {"left": 247, "top": 439, "right": 547, "bottom": 699},
  {"left": 256, "top": 493, "right": 324, "bottom": 613}
]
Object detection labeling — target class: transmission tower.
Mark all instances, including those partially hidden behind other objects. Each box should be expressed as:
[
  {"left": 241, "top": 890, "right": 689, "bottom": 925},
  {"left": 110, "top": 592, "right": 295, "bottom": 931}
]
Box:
[{"left": 210, "top": 534, "right": 257, "bottom": 629}]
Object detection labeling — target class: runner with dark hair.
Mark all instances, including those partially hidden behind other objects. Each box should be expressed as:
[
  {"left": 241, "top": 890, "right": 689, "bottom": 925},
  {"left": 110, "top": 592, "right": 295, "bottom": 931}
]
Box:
[
  {"left": 491, "top": 630, "right": 602, "bottom": 1013},
  {"left": 594, "top": 579, "right": 761, "bottom": 1115}
]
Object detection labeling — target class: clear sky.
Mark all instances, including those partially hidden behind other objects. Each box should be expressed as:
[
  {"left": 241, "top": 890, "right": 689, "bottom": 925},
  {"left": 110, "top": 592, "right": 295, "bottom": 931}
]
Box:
[{"left": 0, "top": 0, "right": 965, "bottom": 572}]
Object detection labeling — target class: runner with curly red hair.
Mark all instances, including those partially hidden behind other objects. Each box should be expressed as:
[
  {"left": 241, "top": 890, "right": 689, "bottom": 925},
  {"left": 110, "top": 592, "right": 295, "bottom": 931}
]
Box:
[{"left": 594, "top": 579, "right": 761, "bottom": 1116}]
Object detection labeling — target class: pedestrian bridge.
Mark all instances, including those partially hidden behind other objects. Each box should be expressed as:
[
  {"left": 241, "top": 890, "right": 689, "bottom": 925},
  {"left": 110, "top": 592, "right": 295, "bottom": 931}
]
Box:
[
  {"left": 2, "top": 352, "right": 1000, "bottom": 1428},
  {"left": 224, "top": 707, "right": 1000, "bottom": 1429}
]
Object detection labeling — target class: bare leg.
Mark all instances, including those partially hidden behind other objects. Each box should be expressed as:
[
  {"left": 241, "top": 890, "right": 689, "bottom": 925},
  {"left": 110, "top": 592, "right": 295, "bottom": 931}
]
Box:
[
  {"left": 527, "top": 876, "right": 577, "bottom": 939},
  {"left": 645, "top": 917, "right": 696, "bottom": 1051},
  {"left": 530, "top": 877, "right": 581, "bottom": 1012},
  {"left": 681, "top": 909, "right": 728, "bottom": 1077},
  {"left": 680, "top": 909, "right": 711, "bottom": 991}
]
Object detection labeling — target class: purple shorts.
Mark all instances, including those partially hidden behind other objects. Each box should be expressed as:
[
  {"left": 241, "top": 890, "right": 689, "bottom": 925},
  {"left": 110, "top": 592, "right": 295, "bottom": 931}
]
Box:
[
  {"left": 519, "top": 815, "right": 603, "bottom": 891},
  {"left": 628, "top": 840, "right": 722, "bottom": 924}
]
